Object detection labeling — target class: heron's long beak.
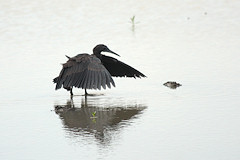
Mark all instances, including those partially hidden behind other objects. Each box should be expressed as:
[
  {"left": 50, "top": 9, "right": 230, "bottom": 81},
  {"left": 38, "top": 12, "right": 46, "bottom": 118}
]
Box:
[{"left": 106, "top": 48, "right": 120, "bottom": 57}]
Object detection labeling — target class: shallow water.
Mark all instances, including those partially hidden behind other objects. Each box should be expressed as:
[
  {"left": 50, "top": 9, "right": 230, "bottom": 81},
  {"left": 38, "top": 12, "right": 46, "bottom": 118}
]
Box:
[{"left": 1, "top": 0, "right": 240, "bottom": 159}]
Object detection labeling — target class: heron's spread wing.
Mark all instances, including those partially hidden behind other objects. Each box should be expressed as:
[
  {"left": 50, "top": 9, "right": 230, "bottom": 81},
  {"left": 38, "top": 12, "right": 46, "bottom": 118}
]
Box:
[
  {"left": 101, "top": 55, "right": 146, "bottom": 78},
  {"left": 54, "top": 54, "right": 115, "bottom": 90}
]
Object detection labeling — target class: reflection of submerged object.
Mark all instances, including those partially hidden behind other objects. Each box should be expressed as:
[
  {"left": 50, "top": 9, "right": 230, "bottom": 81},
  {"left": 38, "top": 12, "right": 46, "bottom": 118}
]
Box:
[
  {"left": 53, "top": 44, "right": 146, "bottom": 96},
  {"left": 54, "top": 97, "right": 146, "bottom": 144},
  {"left": 163, "top": 81, "right": 182, "bottom": 89}
]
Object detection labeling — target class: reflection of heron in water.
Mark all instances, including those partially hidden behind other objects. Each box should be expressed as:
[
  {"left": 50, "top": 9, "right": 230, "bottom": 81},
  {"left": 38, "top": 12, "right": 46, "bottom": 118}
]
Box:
[{"left": 54, "top": 96, "right": 146, "bottom": 144}]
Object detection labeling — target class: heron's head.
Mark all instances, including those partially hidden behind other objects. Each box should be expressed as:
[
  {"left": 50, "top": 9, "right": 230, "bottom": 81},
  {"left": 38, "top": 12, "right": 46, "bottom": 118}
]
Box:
[{"left": 93, "top": 44, "right": 120, "bottom": 56}]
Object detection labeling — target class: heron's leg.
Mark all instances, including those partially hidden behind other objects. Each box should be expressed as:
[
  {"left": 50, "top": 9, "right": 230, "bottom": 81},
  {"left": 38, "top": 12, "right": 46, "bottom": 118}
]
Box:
[
  {"left": 70, "top": 87, "right": 73, "bottom": 97},
  {"left": 85, "top": 89, "right": 88, "bottom": 96}
]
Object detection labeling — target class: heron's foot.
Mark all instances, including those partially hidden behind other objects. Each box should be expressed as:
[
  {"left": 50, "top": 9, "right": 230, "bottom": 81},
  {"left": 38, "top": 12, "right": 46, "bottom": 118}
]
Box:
[
  {"left": 83, "top": 93, "right": 104, "bottom": 97},
  {"left": 84, "top": 92, "right": 92, "bottom": 96}
]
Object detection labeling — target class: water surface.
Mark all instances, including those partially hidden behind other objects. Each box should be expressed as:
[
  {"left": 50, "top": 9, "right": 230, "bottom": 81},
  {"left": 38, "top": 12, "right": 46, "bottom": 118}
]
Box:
[{"left": 1, "top": 0, "right": 240, "bottom": 160}]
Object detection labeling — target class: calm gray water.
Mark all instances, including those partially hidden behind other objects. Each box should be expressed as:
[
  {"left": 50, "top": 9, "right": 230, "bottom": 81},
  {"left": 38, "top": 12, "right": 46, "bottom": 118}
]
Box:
[{"left": 1, "top": 0, "right": 240, "bottom": 160}]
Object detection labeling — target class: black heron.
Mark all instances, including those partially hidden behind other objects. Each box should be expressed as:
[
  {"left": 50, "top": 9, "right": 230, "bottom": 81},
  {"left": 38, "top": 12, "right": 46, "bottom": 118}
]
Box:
[{"left": 53, "top": 44, "right": 146, "bottom": 96}]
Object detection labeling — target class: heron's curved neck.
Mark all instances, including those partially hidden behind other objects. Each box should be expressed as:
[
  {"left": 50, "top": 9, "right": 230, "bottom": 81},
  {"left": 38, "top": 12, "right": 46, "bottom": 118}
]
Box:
[{"left": 93, "top": 52, "right": 102, "bottom": 60}]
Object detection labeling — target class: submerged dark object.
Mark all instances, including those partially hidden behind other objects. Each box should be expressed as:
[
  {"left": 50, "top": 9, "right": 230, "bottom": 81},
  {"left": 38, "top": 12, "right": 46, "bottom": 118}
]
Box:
[
  {"left": 163, "top": 81, "right": 182, "bottom": 89},
  {"left": 53, "top": 44, "right": 146, "bottom": 95}
]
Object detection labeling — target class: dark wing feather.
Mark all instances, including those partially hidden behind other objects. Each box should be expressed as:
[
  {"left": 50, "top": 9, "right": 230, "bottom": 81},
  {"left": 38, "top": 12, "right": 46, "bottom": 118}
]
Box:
[
  {"left": 101, "top": 55, "right": 146, "bottom": 78},
  {"left": 53, "top": 54, "right": 115, "bottom": 90}
]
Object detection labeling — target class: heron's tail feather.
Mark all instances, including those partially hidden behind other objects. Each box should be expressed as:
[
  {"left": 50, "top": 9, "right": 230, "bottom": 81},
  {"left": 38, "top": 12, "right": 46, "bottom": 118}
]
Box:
[
  {"left": 53, "top": 77, "right": 58, "bottom": 83},
  {"left": 53, "top": 76, "right": 63, "bottom": 90}
]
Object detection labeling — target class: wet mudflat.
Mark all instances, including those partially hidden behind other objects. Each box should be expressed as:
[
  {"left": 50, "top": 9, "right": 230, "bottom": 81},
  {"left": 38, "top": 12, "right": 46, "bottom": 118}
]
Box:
[{"left": 1, "top": 0, "right": 240, "bottom": 160}]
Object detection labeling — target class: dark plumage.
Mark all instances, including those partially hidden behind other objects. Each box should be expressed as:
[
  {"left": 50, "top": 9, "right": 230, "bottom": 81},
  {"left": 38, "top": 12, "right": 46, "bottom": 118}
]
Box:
[{"left": 53, "top": 44, "right": 146, "bottom": 95}]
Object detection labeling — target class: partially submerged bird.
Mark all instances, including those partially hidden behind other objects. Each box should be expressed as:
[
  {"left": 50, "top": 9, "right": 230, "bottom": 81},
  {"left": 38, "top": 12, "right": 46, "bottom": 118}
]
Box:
[
  {"left": 163, "top": 81, "right": 182, "bottom": 89},
  {"left": 53, "top": 44, "right": 146, "bottom": 96}
]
